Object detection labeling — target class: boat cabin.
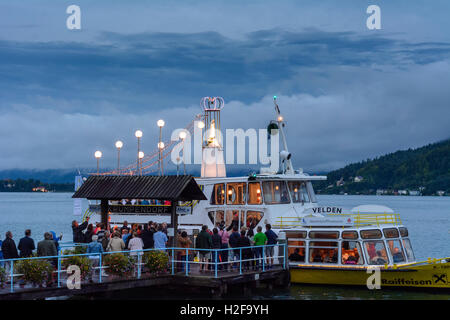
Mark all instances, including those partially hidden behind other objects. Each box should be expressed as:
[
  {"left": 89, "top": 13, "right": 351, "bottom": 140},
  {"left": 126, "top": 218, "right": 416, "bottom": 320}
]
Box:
[{"left": 282, "top": 225, "right": 415, "bottom": 267}]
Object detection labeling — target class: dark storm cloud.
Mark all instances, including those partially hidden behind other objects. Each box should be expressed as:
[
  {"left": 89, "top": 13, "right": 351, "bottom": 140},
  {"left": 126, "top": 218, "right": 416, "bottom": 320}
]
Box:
[
  {"left": 1, "top": 28, "right": 449, "bottom": 171},
  {"left": 2, "top": 29, "right": 450, "bottom": 115}
]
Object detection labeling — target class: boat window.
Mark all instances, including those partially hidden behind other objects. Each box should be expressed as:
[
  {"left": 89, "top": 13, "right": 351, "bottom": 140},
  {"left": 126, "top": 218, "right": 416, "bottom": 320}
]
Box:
[
  {"left": 387, "top": 239, "right": 406, "bottom": 263},
  {"left": 288, "top": 240, "right": 305, "bottom": 263},
  {"left": 286, "top": 231, "right": 307, "bottom": 239},
  {"left": 248, "top": 182, "right": 262, "bottom": 205},
  {"left": 383, "top": 228, "right": 399, "bottom": 238},
  {"left": 208, "top": 211, "right": 215, "bottom": 225},
  {"left": 210, "top": 183, "right": 225, "bottom": 205},
  {"left": 226, "top": 182, "right": 246, "bottom": 205},
  {"left": 215, "top": 210, "right": 225, "bottom": 227},
  {"left": 225, "top": 210, "right": 245, "bottom": 231},
  {"left": 399, "top": 227, "right": 409, "bottom": 237},
  {"left": 208, "top": 210, "right": 225, "bottom": 227},
  {"left": 262, "top": 181, "right": 290, "bottom": 204},
  {"left": 360, "top": 229, "right": 382, "bottom": 239},
  {"left": 309, "top": 241, "right": 338, "bottom": 264},
  {"left": 245, "top": 211, "right": 263, "bottom": 229},
  {"left": 288, "top": 181, "right": 309, "bottom": 203},
  {"left": 364, "top": 241, "right": 389, "bottom": 265},
  {"left": 402, "top": 238, "right": 415, "bottom": 261},
  {"left": 309, "top": 231, "right": 339, "bottom": 239},
  {"left": 341, "top": 241, "right": 364, "bottom": 265},
  {"left": 306, "top": 182, "right": 317, "bottom": 203},
  {"left": 342, "top": 231, "right": 358, "bottom": 239}
]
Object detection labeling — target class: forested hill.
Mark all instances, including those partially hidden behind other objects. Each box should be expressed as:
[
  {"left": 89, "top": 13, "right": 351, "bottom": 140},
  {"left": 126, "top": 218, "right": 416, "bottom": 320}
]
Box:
[{"left": 314, "top": 139, "right": 450, "bottom": 196}]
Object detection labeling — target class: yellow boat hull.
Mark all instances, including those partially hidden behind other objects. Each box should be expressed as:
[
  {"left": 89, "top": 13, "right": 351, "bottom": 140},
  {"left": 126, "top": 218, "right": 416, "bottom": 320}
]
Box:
[{"left": 290, "top": 262, "right": 450, "bottom": 289}]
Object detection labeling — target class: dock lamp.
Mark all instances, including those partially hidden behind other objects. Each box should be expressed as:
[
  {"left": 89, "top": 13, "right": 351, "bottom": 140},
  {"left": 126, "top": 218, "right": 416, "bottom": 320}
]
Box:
[
  {"left": 197, "top": 121, "right": 205, "bottom": 146},
  {"left": 115, "top": 140, "right": 123, "bottom": 174},
  {"left": 179, "top": 130, "right": 187, "bottom": 175},
  {"left": 135, "top": 130, "right": 143, "bottom": 175},
  {"left": 138, "top": 151, "right": 145, "bottom": 175},
  {"left": 157, "top": 119, "right": 165, "bottom": 175},
  {"left": 158, "top": 141, "right": 165, "bottom": 176},
  {"left": 94, "top": 150, "right": 102, "bottom": 174}
]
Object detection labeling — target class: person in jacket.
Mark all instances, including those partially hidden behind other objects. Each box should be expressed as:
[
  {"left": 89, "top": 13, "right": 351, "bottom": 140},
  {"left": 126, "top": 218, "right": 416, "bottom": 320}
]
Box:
[
  {"left": 87, "top": 235, "right": 105, "bottom": 280},
  {"left": 84, "top": 224, "right": 95, "bottom": 244},
  {"left": 18, "top": 229, "right": 35, "bottom": 258},
  {"left": 211, "top": 228, "right": 222, "bottom": 270},
  {"left": 141, "top": 223, "right": 154, "bottom": 249},
  {"left": 218, "top": 223, "right": 229, "bottom": 271},
  {"left": 177, "top": 231, "right": 192, "bottom": 273},
  {"left": 72, "top": 217, "right": 89, "bottom": 243},
  {"left": 128, "top": 232, "right": 144, "bottom": 256},
  {"left": 50, "top": 230, "right": 62, "bottom": 254},
  {"left": 195, "top": 225, "right": 212, "bottom": 272},
  {"left": 236, "top": 230, "right": 252, "bottom": 271},
  {"left": 253, "top": 226, "right": 267, "bottom": 270},
  {"left": 37, "top": 232, "right": 58, "bottom": 274},
  {"left": 101, "top": 231, "right": 110, "bottom": 251},
  {"left": 2, "top": 231, "right": 19, "bottom": 272},
  {"left": 107, "top": 231, "right": 125, "bottom": 252},
  {"left": 153, "top": 224, "right": 168, "bottom": 251},
  {"left": 228, "top": 225, "right": 240, "bottom": 270},
  {"left": 265, "top": 224, "right": 278, "bottom": 268}
]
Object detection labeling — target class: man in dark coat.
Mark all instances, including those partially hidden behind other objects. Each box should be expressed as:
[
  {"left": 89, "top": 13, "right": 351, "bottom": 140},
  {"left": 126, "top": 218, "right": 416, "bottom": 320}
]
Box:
[
  {"left": 195, "top": 225, "right": 212, "bottom": 272},
  {"left": 2, "top": 231, "right": 19, "bottom": 273},
  {"left": 72, "top": 217, "right": 89, "bottom": 243},
  {"left": 141, "top": 223, "right": 154, "bottom": 249},
  {"left": 2, "top": 231, "right": 19, "bottom": 259},
  {"left": 18, "top": 229, "right": 35, "bottom": 257}
]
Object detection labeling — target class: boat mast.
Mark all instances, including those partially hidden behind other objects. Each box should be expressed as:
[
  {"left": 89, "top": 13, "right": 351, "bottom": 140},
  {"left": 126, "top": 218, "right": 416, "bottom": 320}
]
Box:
[{"left": 273, "top": 96, "right": 294, "bottom": 174}]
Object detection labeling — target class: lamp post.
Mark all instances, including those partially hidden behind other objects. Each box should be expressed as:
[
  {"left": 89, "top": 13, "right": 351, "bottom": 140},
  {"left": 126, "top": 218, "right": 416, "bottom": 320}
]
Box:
[
  {"left": 158, "top": 141, "right": 165, "bottom": 175},
  {"left": 94, "top": 150, "right": 102, "bottom": 174},
  {"left": 157, "top": 120, "right": 165, "bottom": 175},
  {"left": 135, "top": 130, "right": 143, "bottom": 175},
  {"left": 115, "top": 140, "right": 123, "bottom": 174},
  {"left": 198, "top": 120, "right": 205, "bottom": 147},
  {"left": 179, "top": 130, "right": 187, "bottom": 175},
  {"left": 138, "top": 151, "right": 145, "bottom": 175}
]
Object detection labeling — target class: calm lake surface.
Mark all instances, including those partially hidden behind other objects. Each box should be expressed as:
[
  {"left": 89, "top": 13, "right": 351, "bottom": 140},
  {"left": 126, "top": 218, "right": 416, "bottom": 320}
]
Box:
[{"left": 1, "top": 192, "right": 449, "bottom": 300}]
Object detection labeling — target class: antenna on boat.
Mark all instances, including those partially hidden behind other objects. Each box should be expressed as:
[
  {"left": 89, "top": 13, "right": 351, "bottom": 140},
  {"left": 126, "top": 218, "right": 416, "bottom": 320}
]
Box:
[{"left": 272, "top": 96, "right": 294, "bottom": 174}]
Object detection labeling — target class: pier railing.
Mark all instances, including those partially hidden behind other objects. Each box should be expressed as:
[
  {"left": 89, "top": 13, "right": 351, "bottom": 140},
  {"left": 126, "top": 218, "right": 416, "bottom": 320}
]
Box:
[{"left": 0, "top": 243, "right": 287, "bottom": 293}]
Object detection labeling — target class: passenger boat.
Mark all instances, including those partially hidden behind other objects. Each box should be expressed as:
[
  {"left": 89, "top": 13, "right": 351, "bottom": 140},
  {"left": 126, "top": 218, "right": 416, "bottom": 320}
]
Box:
[{"left": 86, "top": 96, "right": 450, "bottom": 289}]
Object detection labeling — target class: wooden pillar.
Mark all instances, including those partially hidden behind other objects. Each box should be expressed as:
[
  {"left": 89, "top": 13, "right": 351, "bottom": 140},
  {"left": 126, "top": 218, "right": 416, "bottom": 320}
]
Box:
[
  {"left": 101, "top": 199, "right": 109, "bottom": 230},
  {"left": 171, "top": 201, "right": 178, "bottom": 247}
]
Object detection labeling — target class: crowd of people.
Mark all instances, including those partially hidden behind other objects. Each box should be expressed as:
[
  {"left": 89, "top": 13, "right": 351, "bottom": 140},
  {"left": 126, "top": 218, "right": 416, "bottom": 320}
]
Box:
[{"left": 0, "top": 218, "right": 280, "bottom": 276}]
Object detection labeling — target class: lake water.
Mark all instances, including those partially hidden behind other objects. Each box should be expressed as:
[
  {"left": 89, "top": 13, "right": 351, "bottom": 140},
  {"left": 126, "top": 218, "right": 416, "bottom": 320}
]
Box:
[{"left": 1, "top": 192, "right": 449, "bottom": 299}]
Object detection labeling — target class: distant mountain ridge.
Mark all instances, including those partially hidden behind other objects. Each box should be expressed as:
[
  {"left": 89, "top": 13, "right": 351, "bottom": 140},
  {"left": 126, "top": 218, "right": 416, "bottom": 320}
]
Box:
[{"left": 314, "top": 139, "right": 450, "bottom": 196}]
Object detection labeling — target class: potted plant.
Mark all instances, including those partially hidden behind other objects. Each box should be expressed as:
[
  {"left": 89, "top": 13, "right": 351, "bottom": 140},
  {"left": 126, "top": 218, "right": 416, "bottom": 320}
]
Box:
[
  {"left": 143, "top": 251, "right": 169, "bottom": 274},
  {"left": 15, "top": 259, "right": 54, "bottom": 287},
  {"left": 103, "top": 253, "right": 134, "bottom": 278},
  {"left": 62, "top": 255, "right": 92, "bottom": 280},
  {"left": 0, "top": 266, "right": 6, "bottom": 289}
]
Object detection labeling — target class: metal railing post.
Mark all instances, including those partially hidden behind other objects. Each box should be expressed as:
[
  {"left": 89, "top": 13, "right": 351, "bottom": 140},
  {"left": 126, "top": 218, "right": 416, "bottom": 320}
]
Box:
[
  {"left": 185, "top": 249, "right": 189, "bottom": 276},
  {"left": 171, "top": 248, "right": 175, "bottom": 275},
  {"left": 137, "top": 251, "right": 142, "bottom": 279},
  {"left": 262, "top": 246, "right": 265, "bottom": 271},
  {"left": 57, "top": 255, "right": 61, "bottom": 288},
  {"left": 99, "top": 253, "right": 102, "bottom": 283},
  {"left": 215, "top": 250, "right": 218, "bottom": 278},
  {"left": 283, "top": 243, "right": 287, "bottom": 269},
  {"left": 239, "top": 248, "right": 242, "bottom": 275},
  {"left": 10, "top": 260, "right": 14, "bottom": 293}
]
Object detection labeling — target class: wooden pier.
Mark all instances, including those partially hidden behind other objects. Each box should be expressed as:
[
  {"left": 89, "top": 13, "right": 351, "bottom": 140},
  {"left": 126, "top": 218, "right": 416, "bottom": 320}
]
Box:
[{"left": 0, "top": 265, "right": 289, "bottom": 300}]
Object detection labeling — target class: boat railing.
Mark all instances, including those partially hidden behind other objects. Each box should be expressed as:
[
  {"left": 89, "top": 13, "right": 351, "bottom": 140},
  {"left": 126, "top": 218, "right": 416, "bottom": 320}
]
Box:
[
  {"left": 0, "top": 244, "right": 287, "bottom": 294},
  {"left": 274, "top": 213, "right": 402, "bottom": 228}
]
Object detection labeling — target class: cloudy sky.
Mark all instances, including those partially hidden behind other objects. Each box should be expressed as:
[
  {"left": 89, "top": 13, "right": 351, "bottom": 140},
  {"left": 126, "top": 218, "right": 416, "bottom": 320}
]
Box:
[{"left": 0, "top": 0, "right": 449, "bottom": 173}]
